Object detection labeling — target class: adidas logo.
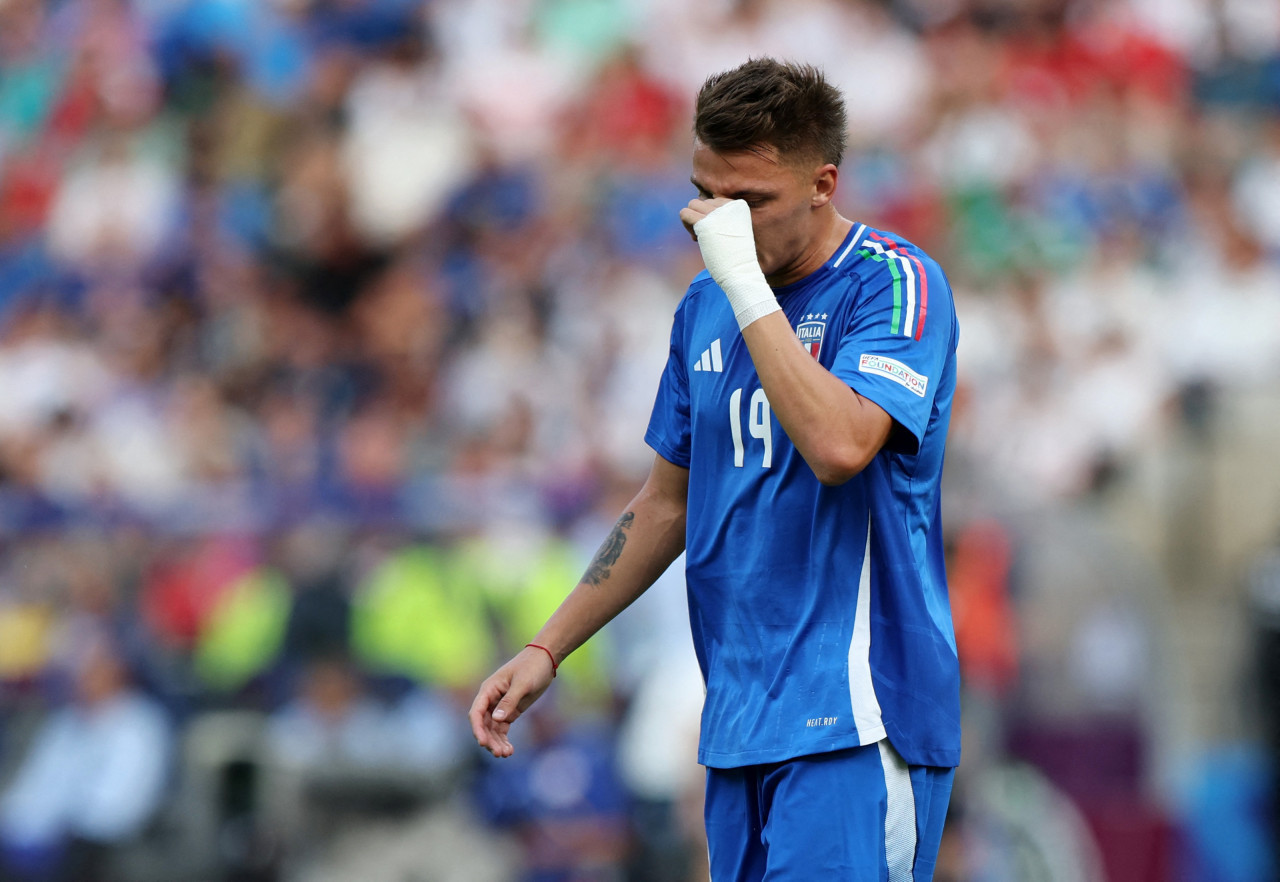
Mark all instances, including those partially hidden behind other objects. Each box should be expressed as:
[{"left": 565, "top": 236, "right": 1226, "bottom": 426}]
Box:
[{"left": 693, "top": 338, "right": 723, "bottom": 373}]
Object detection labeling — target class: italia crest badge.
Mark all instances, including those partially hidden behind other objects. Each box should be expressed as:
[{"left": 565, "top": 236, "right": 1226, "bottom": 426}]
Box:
[{"left": 796, "top": 313, "right": 827, "bottom": 360}]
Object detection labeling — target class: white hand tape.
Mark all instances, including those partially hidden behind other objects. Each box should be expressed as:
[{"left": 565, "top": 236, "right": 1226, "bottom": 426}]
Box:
[{"left": 693, "top": 200, "right": 780, "bottom": 330}]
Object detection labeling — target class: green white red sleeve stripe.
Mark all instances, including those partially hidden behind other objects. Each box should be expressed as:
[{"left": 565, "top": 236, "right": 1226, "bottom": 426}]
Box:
[{"left": 857, "top": 231, "right": 929, "bottom": 341}]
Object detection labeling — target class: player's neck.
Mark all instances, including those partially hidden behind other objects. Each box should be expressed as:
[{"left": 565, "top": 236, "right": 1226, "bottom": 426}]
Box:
[{"left": 766, "top": 211, "right": 854, "bottom": 289}]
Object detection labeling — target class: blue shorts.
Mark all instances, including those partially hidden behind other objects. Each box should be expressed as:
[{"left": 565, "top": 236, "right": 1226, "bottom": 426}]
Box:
[{"left": 703, "top": 739, "right": 954, "bottom": 881}]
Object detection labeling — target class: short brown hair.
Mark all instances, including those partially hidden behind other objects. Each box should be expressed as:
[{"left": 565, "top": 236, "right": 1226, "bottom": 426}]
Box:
[{"left": 694, "top": 58, "right": 847, "bottom": 168}]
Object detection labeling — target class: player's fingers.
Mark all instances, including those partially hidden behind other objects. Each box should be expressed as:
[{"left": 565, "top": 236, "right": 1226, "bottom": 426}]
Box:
[
  {"left": 480, "top": 698, "right": 518, "bottom": 758},
  {"left": 468, "top": 680, "right": 508, "bottom": 749},
  {"left": 471, "top": 713, "right": 513, "bottom": 758},
  {"left": 491, "top": 690, "right": 526, "bottom": 727},
  {"left": 484, "top": 721, "right": 513, "bottom": 758},
  {"left": 687, "top": 196, "right": 733, "bottom": 212},
  {"left": 679, "top": 207, "right": 704, "bottom": 240},
  {"left": 682, "top": 197, "right": 741, "bottom": 241}
]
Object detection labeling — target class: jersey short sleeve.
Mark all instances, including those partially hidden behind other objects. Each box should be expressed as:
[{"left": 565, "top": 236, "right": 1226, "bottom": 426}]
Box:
[
  {"left": 644, "top": 295, "right": 693, "bottom": 468},
  {"left": 829, "top": 239, "right": 955, "bottom": 454}
]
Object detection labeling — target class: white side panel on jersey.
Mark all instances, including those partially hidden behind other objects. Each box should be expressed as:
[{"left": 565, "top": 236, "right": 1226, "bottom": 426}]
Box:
[
  {"left": 847, "top": 520, "right": 886, "bottom": 742},
  {"left": 878, "top": 738, "right": 918, "bottom": 882}
]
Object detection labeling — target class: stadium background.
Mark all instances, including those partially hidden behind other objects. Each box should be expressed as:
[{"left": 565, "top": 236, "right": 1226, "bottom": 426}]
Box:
[{"left": 0, "top": 0, "right": 1277, "bottom": 879}]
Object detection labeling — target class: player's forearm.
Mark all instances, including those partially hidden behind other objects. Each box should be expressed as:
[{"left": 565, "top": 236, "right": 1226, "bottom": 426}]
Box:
[
  {"left": 529, "top": 471, "right": 688, "bottom": 665},
  {"left": 741, "top": 311, "right": 890, "bottom": 486}
]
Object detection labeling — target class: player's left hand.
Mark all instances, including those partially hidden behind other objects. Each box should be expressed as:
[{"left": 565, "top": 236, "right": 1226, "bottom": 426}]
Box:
[{"left": 468, "top": 646, "right": 556, "bottom": 758}]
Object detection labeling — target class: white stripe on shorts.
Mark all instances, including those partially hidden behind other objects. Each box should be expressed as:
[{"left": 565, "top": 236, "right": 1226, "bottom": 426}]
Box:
[{"left": 878, "top": 739, "right": 917, "bottom": 882}]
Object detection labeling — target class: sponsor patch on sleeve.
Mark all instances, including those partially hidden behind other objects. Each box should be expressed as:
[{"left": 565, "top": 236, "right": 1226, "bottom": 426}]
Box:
[{"left": 858, "top": 353, "right": 928, "bottom": 398}]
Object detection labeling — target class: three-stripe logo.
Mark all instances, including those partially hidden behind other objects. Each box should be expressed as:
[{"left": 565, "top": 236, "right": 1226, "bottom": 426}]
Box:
[{"left": 693, "top": 338, "right": 723, "bottom": 373}]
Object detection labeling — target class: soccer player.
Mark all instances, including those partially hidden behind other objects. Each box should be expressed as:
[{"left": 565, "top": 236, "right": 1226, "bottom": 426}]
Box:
[{"left": 470, "top": 58, "right": 960, "bottom": 880}]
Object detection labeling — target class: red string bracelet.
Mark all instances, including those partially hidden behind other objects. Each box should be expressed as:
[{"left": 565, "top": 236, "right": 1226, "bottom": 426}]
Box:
[{"left": 525, "top": 643, "right": 558, "bottom": 677}]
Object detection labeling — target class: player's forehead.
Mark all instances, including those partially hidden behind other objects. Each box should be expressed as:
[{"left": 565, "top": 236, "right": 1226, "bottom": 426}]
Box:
[{"left": 690, "top": 140, "right": 800, "bottom": 193}]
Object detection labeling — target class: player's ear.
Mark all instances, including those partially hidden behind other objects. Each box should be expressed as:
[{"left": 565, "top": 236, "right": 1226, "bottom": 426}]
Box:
[{"left": 811, "top": 163, "right": 838, "bottom": 208}]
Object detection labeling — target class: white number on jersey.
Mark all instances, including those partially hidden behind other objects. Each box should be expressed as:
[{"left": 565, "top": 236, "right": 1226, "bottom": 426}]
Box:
[{"left": 729, "top": 387, "right": 772, "bottom": 469}]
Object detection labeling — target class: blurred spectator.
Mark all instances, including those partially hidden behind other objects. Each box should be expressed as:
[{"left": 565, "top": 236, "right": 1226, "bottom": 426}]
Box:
[
  {"left": 192, "top": 561, "right": 289, "bottom": 697},
  {"left": 341, "top": 30, "right": 474, "bottom": 246},
  {"left": 351, "top": 539, "right": 497, "bottom": 697},
  {"left": 0, "top": 630, "right": 172, "bottom": 882},
  {"left": 614, "top": 628, "right": 704, "bottom": 882},
  {"left": 45, "top": 131, "right": 178, "bottom": 272},
  {"left": 266, "top": 655, "right": 405, "bottom": 771},
  {"left": 947, "top": 519, "right": 1019, "bottom": 698},
  {"left": 263, "top": 654, "right": 469, "bottom": 876}
]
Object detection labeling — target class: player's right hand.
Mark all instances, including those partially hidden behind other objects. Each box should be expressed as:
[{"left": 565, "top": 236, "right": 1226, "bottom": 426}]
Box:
[
  {"left": 468, "top": 646, "right": 556, "bottom": 758},
  {"left": 682, "top": 198, "right": 780, "bottom": 331},
  {"left": 679, "top": 195, "right": 736, "bottom": 241}
]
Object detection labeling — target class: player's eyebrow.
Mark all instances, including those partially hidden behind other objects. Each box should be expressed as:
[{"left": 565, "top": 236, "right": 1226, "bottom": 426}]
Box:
[{"left": 689, "top": 176, "right": 774, "bottom": 200}]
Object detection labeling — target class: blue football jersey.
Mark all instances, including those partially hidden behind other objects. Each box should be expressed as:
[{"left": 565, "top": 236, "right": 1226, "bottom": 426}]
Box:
[{"left": 645, "top": 222, "right": 961, "bottom": 769}]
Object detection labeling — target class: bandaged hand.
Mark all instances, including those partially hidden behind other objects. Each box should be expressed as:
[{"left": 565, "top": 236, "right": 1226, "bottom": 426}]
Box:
[{"left": 688, "top": 199, "right": 781, "bottom": 331}]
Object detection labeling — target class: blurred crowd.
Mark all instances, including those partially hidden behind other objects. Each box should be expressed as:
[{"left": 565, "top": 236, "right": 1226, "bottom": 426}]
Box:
[{"left": 1, "top": 0, "right": 1279, "bottom": 879}]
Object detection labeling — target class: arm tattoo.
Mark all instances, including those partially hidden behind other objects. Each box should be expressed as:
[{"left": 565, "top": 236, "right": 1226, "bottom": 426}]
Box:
[{"left": 581, "top": 512, "right": 635, "bottom": 586}]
